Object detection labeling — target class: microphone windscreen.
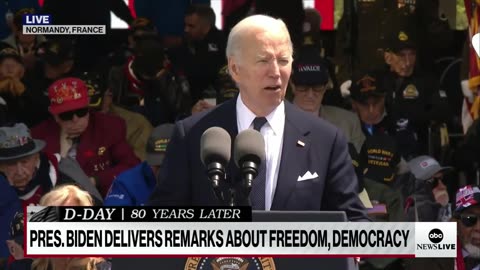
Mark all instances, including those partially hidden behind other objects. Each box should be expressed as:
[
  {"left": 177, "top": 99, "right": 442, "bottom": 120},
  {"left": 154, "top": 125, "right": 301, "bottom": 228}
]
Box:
[
  {"left": 200, "top": 127, "right": 232, "bottom": 165},
  {"left": 234, "top": 129, "right": 265, "bottom": 167}
]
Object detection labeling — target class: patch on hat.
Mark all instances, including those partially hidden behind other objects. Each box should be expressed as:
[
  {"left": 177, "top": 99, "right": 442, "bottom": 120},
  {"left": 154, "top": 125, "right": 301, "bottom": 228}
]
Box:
[
  {"left": 398, "top": 31, "right": 409, "bottom": 41},
  {"left": 154, "top": 138, "right": 169, "bottom": 153},
  {"left": 48, "top": 77, "right": 89, "bottom": 114},
  {"left": 357, "top": 75, "right": 376, "bottom": 94}
]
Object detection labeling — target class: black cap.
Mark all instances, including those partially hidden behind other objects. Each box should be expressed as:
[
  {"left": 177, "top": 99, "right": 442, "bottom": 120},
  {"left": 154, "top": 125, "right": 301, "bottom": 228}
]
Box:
[
  {"left": 131, "top": 17, "right": 156, "bottom": 34},
  {"left": 292, "top": 51, "right": 329, "bottom": 86},
  {"left": 38, "top": 39, "right": 75, "bottom": 66},
  {"left": 350, "top": 72, "right": 385, "bottom": 102},
  {"left": 132, "top": 38, "right": 165, "bottom": 78},
  {"left": 79, "top": 72, "right": 106, "bottom": 109},
  {"left": 0, "top": 46, "right": 23, "bottom": 65},
  {"left": 388, "top": 29, "right": 417, "bottom": 53}
]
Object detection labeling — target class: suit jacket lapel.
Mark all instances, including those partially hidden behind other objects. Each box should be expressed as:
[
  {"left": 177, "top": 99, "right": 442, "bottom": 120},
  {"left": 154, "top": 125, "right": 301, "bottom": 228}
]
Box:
[{"left": 271, "top": 102, "right": 311, "bottom": 210}]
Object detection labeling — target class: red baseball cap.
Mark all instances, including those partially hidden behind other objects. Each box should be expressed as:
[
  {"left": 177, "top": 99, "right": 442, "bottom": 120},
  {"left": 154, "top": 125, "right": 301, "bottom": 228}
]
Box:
[{"left": 48, "top": 77, "right": 89, "bottom": 114}]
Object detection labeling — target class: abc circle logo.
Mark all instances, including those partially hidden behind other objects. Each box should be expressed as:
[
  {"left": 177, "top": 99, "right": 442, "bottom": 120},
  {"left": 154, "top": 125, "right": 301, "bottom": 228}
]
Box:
[{"left": 428, "top": 228, "right": 443, "bottom": 244}]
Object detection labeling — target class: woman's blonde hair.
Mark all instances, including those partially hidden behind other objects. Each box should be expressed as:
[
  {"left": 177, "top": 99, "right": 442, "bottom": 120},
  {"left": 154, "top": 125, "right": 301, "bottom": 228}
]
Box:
[
  {"left": 66, "top": 257, "right": 105, "bottom": 270},
  {"left": 40, "top": 184, "right": 93, "bottom": 206}
]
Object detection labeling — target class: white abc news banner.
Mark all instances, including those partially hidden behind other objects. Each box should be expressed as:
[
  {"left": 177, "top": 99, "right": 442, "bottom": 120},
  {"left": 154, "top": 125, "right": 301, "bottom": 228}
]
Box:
[{"left": 25, "top": 211, "right": 456, "bottom": 257}]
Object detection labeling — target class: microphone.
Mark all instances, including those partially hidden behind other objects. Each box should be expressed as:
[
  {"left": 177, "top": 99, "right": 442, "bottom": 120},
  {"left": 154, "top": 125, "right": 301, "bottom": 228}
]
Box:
[
  {"left": 200, "top": 127, "right": 231, "bottom": 191},
  {"left": 234, "top": 129, "right": 265, "bottom": 193}
]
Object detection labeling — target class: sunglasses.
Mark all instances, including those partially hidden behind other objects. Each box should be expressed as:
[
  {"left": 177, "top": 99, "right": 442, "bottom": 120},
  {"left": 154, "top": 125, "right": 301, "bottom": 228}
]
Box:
[
  {"left": 459, "top": 213, "right": 480, "bottom": 227},
  {"left": 58, "top": 108, "right": 89, "bottom": 121},
  {"left": 427, "top": 176, "right": 443, "bottom": 187}
]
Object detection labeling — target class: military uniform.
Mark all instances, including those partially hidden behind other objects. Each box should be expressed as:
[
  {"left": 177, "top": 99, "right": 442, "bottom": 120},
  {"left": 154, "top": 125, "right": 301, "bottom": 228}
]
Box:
[
  {"left": 380, "top": 69, "right": 449, "bottom": 155},
  {"left": 169, "top": 27, "right": 226, "bottom": 103}
]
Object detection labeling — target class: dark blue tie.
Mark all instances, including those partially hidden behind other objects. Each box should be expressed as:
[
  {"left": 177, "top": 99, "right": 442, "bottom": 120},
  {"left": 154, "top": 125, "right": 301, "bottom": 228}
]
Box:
[{"left": 250, "top": 117, "right": 267, "bottom": 210}]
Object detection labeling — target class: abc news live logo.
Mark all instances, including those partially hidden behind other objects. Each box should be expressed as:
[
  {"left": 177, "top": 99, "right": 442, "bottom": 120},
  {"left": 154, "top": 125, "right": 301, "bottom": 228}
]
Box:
[
  {"left": 22, "top": 14, "right": 106, "bottom": 35},
  {"left": 415, "top": 223, "right": 456, "bottom": 258}
]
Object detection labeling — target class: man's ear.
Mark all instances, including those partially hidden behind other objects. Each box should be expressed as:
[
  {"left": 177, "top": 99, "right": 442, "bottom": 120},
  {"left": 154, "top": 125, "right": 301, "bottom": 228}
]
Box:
[
  {"left": 228, "top": 57, "right": 240, "bottom": 83},
  {"left": 384, "top": 52, "right": 394, "bottom": 65}
]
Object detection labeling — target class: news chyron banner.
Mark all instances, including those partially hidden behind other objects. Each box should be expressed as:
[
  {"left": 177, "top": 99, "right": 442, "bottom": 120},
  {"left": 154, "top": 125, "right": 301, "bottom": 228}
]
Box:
[
  {"left": 22, "top": 14, "right": 106, "bottom": 35},
  {"left": 25, "top": 206, "right": 456, "bottom": 257}
]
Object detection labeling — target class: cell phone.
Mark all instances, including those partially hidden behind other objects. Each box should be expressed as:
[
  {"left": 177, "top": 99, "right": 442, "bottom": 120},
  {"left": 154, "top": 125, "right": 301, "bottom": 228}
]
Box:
[{"left": 204, "top": 98, "right": 216, "bottom": 106}]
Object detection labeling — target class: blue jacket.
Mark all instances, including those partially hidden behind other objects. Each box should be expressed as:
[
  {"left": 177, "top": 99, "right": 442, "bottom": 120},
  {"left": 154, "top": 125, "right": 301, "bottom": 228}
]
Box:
[
  {"left": 0, "top": 176, "right": 21, "bottom": 258},
  {"left": 104, "top": 161, "right": 156, "bottom": 206}
]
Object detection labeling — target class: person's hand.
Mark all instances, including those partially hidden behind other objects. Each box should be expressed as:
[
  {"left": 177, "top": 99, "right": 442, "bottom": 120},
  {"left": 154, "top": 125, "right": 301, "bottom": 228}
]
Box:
[
  {"left": 384, "top": 51, "right": 406, "bottom": 75},
  {"left": 6, "top": 239, "right": 24, "bottom": 260},
  {"left": 191, "top": 99, "right": 215, "bottom": 115}
]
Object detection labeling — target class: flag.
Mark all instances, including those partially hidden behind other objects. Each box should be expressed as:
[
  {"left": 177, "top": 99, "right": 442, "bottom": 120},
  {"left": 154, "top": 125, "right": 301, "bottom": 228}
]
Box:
[{"left": 463, "top": 0, "right": 480, "bottom": 132}]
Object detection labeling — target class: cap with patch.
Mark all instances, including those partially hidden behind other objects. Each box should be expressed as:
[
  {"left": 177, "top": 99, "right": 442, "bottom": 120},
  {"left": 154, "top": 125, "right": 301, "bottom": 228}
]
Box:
[
  {"left": 360, "top": 134, "right": 400, "bottom": 184},
  {"left": 389, "top": 29, "right": 417, "bottom": 53},
  {"left": 215, "top": 65, "right": 238, "bottom": 103},
  {"left": 79, "top": 72, "right": 106, "bottom": 109},
  {"left": 38, "top": 39, "right": 75, "bottom": 66},
  {"left": 407, "top": 155, "right": 452, "bottom": 181},
  {"left": 350, "top": 72, "right": 385, "bottom": 102},
  {"left": 48, "top": 77, "right": 89, "bottom": 114},
  {"left": 455, "top": 185, "right": 480, "bottom": 213},
  {"left": 292, "top": 52, "right": 329, "bottom": 86},
  {"left": 146, "top": 123, "right": 175, "bottom": 166}
]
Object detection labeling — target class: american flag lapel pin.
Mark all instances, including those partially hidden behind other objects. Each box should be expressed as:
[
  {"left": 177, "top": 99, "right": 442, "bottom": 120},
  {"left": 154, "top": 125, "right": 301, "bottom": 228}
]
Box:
[{"left": 297, "top": 140, "right": 305, "bottom": 147}]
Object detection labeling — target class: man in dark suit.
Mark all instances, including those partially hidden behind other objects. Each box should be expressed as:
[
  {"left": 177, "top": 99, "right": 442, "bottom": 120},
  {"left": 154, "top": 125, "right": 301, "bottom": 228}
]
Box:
[{"left": 149, "top": 15, "right": 367, "bottom": 221}]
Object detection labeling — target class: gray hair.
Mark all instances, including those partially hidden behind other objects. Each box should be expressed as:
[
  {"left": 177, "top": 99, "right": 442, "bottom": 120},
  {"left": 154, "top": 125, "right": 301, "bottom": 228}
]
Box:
[{"left": 225, "top": 15, "right": 293, "bottom": 61}]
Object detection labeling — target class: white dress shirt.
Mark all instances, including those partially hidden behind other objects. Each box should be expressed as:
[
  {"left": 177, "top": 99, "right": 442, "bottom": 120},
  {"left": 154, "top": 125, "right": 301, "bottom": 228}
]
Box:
[{"left": 236, "top": 94, "right": 285, "bottom": 210}]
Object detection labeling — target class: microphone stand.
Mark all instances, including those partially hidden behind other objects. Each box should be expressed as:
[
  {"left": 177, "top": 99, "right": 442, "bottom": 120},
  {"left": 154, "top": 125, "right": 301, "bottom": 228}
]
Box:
[{"left": 207, "top": 162, "right": 226, "bottom": 204}]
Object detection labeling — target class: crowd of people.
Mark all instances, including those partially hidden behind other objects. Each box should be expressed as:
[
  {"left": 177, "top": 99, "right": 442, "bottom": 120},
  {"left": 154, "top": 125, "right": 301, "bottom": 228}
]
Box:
[{"left": 0, "top": 1, "right": 480, "bottom": 270}]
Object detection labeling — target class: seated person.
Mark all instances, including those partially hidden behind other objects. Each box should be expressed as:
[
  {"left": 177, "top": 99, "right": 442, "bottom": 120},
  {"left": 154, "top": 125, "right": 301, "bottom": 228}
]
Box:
[
  {"left": 290, "top": 50, "right": 365, "bottom": 152},
  {"left": 108, "top": 37, "right": 190, "bottom": 126},
  {"left": 380, "top": 29, "right": 449, "bottom": 154},
  {"left": 104, "top": 123, "right": 174, "bottom": 206},
  {"left": 2, "top": 8, "right": 46, "bottom": 71},
  {"left": 81, "top": 71, "right": 153, "bottom": 160},
  {"left": 404, "top": 155, "right": 452, "bottom": 222},
  {"left": 350, "top": 71, "right": 419, "bottom": 160},
  {"left": 31, "top": 77, "right": 140, "bottom": 197},
  {"left": 0, "top": 123, "right": 65, "bottom": 263}
]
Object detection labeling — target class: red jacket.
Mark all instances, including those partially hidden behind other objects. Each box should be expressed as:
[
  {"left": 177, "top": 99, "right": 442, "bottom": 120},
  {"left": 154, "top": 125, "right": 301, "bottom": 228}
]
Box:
[{"left": 31, "top": 112, "right": 140, "bottom": 196}]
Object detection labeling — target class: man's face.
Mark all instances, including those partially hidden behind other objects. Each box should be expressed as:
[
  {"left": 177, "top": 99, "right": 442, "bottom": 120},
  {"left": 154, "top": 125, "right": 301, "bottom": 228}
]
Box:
[
  {"left": 228, "top": 28, "right": 292, "bottom": 116},
  {"left": 352, "top": 96, "right": 386, "bottom": 125},
  {"left": 292, "top": 84, "right": 326, "bottom": 114},
  {"left": 184, "top": 14, "right": 208, "bottom": 41},
  {"left": 53, "top": 108, "right": 90, "bottom": 138},
  {"left": 387, "top": 49, "right": 416, "bottom": 77},
  {"left": 459, "top": 205, "right": 480, "bottom": 257},
  {"left": 0, "top": 153, "right": 39, "bottom": 190},
  {"left": 0, "top": 58, "right": 24, "bottom": 79}
]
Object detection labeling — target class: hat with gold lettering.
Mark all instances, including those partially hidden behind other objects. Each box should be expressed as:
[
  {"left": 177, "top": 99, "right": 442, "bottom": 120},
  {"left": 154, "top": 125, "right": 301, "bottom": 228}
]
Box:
[
  {"left": 146, "top": 123, "right": 175, "bottom": 166},
  {"left": 360, "top": 133, "right": 401, "bottom": 184}
]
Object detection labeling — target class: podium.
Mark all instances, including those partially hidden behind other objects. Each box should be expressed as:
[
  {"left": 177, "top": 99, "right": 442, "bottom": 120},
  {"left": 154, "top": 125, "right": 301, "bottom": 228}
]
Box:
[{"left": 112, "top": 211, "right": 358, "bottom": 270}]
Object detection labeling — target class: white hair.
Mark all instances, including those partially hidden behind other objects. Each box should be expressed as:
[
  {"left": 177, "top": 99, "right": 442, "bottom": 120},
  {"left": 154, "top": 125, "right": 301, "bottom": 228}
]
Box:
[{"left": 225, "top": 14, "right": 293, "bottom": 61}]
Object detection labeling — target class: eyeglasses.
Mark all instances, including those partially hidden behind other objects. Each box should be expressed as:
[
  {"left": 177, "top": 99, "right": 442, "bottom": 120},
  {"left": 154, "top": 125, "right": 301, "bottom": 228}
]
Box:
[
  {"left": 459, "top": 213, "right": 480, "bottom": 227},
  {"left": 427, "top": 176, "right": 443, "bottom": 187},
  {"left": 295, "top": 85, "right": 326, "bottom": 93},
  {"left": 58, "top": 108, "right": 89, "bottom": 121}
]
